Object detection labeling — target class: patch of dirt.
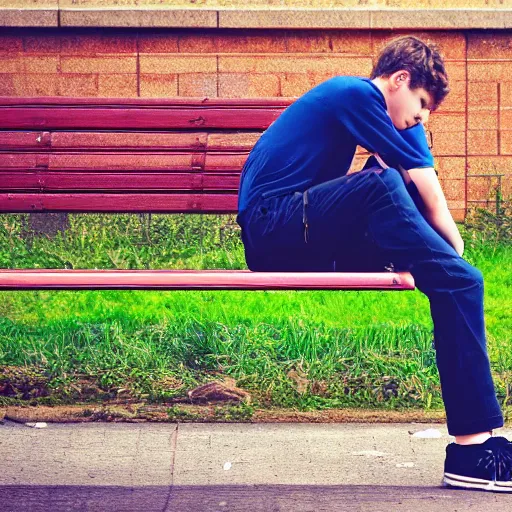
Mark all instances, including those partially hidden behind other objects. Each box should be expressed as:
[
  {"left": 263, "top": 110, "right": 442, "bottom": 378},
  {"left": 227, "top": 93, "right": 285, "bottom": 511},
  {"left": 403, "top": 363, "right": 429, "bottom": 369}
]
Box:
[
  {"left": 0, "top": 366, "right": 50, "bottom": 400},
  {"left": 1, "top": 371, "right": 508, "bottom": 427},
  {"left": 187, "top": 377, "right": 251, "bottom": 404},
  {"left": 1, "top": 402, "right": 450, "bottom": 424}
]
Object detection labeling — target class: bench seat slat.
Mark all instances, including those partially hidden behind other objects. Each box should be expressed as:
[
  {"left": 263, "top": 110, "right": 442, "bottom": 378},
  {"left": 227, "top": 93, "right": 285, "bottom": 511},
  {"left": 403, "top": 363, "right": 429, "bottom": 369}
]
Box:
[
  {"left": 0, "top": 193, "right": 238, "bottom": 213},
  {"left": 0, "top": 269, "right": 415, "bottom": 291}
]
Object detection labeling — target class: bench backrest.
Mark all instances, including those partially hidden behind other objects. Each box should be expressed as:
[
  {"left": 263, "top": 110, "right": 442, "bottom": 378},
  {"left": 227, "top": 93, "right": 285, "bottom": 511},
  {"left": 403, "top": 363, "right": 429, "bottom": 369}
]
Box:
[{"left": 0, "top": 97, "right": 296, "bottom": 214}]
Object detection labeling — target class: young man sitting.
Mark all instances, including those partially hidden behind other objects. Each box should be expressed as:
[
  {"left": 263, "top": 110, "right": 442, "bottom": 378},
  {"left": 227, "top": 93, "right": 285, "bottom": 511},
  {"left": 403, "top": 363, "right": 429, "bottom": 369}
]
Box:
[{"left": 236, "top": 36, "right": 511, "bottom": 492}]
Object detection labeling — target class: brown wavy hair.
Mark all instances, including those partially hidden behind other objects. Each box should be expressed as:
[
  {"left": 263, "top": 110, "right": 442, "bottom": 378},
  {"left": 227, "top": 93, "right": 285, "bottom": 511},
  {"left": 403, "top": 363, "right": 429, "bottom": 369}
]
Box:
[{"left": 370, "top": 36, "right": 449, "bottom": 111}]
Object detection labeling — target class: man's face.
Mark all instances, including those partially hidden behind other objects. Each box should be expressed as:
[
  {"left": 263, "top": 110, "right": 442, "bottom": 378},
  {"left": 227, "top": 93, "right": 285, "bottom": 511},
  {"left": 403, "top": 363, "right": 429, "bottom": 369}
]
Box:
[{"left": 386, "top": 70, "right": 433, "bottom": 130}]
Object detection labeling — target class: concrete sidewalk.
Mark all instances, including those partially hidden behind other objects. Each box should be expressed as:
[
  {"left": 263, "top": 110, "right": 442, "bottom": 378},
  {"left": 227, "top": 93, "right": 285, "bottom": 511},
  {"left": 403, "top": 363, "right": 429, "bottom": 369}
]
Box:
[{"left": 1, "top": 420, "right": 511, "bottom": 511}]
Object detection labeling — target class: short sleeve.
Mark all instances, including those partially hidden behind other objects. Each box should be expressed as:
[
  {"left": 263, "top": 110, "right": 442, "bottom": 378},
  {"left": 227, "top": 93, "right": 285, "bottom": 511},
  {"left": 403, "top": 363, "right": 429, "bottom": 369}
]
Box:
[
  {"left": 334, "top": 81, "right": 434, "bottom": 171},
  {"left": 397, "top": 123, "right": 434, "bottom": 169}
]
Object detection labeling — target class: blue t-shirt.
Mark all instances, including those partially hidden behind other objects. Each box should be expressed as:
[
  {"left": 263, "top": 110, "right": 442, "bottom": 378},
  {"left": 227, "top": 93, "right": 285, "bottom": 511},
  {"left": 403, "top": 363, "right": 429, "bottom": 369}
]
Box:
[{"left": 237, "top": 76, "right": 434, "bottom": 214}]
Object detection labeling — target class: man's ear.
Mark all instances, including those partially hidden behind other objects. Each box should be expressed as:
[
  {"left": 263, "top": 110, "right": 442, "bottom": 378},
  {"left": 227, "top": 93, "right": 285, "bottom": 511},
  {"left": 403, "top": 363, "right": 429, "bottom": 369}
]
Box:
[{"left": 391, "top": 70, "right": 411, "bottom": 89}]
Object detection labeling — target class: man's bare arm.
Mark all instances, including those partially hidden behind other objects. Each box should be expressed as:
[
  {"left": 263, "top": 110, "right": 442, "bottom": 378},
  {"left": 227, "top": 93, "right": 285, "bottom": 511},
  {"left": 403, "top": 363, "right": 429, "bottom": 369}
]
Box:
[{"left": 404, "top": 166, "right": 464, "bottom": 256}]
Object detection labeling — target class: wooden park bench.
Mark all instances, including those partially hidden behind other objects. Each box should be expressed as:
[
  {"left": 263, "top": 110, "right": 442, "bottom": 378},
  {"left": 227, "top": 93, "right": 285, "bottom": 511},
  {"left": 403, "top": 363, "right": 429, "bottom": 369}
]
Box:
[{"left": 0, "top": 96, "right": 414, "bottom": 292}]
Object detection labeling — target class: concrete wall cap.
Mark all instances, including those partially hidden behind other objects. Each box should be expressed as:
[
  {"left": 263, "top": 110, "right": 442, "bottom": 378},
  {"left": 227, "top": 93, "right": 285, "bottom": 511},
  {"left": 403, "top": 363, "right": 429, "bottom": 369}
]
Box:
[{"left": 3, "top": 5, "right": 512, "bottom": 29}]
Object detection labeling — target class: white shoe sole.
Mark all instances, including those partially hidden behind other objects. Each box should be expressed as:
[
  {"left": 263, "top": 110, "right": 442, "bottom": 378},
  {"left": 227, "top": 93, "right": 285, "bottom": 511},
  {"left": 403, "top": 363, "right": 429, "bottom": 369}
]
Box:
[{"left": 443, "top": 472, "right": 512, "bottom": 492}]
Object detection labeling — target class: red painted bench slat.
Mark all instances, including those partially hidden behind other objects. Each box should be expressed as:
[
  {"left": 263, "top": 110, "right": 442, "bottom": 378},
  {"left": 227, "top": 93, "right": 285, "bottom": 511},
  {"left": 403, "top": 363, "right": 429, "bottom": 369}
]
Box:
[
  {"left": 0, "top": 131, "right": 262, "bottom": 152},
  {"left": 0, "top": 152, "right": 249, "bottom": 172},
  {"left": 0, "top": 131, "right": 208, "bottom": 151},
  {"left": 0, "top": 97, "right": 293, "bottom": 107},
  {"left": 0, "top": 152, "right": 201, "bottom": 170},
  {"left": 0, "top": 269, "right": 415, "bottom": 291},
  {"left": 0, "top": 172, "right": 241, "bottom": 191},
  {"left": 0, "top": 107, "right": 283, "bottom": 131},
  {"left": 0, "top": 193, "right": 239, "bottom": 213}
]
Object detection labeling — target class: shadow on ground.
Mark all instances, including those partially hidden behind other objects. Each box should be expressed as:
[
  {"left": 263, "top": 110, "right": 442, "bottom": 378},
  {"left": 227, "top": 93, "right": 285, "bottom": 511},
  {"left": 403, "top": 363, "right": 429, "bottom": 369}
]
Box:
[{"left": 0, "top": 484, "right": 508, "bottom": 512}]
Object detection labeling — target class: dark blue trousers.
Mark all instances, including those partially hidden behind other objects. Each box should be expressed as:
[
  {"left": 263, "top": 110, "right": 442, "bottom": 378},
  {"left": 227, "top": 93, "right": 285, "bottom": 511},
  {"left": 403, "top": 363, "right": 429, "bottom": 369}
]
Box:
[{"left": 237, "top": 166, "right": 504, "bottom": 436}]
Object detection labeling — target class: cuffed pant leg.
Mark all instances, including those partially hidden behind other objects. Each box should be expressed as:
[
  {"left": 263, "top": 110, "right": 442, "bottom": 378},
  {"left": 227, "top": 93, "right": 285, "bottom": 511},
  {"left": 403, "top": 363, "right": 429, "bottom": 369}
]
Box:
[{"left": 370, "top": 167, "right": 503, "bottom": 435}]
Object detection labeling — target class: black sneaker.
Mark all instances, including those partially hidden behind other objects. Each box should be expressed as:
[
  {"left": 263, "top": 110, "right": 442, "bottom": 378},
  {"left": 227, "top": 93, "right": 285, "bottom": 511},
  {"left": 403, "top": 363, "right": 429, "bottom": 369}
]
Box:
[{"left": 443, "top": 436, "right": 512, "bottom": 492}]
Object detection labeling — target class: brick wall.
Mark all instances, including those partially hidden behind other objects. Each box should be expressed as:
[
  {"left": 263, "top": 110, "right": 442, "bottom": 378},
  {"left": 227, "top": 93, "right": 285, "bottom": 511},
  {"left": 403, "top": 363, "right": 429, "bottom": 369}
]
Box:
[{"left": 1, "top": 27, "right": 511, "bottom": 221}]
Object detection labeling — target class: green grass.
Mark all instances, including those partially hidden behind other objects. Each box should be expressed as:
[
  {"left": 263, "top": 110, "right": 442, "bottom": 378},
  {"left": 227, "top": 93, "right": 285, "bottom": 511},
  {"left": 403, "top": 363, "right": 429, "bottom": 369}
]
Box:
[{"left": 0, "top": 212, "right": 511, "bottom": 415}]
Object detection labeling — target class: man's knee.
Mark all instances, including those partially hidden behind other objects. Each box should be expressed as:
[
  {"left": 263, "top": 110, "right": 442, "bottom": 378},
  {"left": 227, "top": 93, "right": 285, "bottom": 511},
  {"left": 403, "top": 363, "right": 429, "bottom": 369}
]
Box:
[
  {"left": 465, "top": 262, "right": 484, "bottom": 287},
  {"left": 446, "top": 257, "right": 484, "bottom": 288}
]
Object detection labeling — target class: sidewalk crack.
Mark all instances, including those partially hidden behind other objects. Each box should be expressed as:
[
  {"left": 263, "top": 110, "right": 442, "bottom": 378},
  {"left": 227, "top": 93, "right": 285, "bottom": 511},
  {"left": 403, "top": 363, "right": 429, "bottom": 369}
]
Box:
[{"left": 161, "top": 424, "right": 179, "bottom": 512}]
